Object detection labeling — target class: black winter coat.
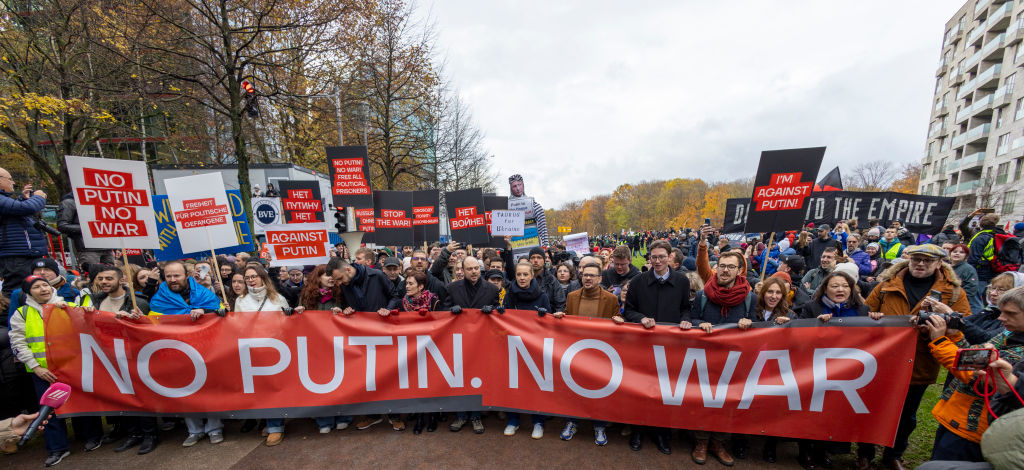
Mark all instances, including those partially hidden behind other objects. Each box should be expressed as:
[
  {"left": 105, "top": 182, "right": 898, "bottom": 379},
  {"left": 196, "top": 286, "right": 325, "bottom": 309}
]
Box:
[
  {"left": 807, "top": 237, "right": 842, "bottom": 271},
  {"left": 503, "top": 280, "right": 551, "bottom": 312},
  {"left": 601, "top": 264, "right": 640, "bottom": 290},
  {"left": 962, "top": 306, "right": 1007, "bottom": 344},
  {"left": 624, "top": 269, "right": 691, "bottom": 324},
  {"left": 447, "top": 277, "right": 500, "bottom": 309},
  {"left": 341, "top": 265, "right": 401, "bottom": 311}
]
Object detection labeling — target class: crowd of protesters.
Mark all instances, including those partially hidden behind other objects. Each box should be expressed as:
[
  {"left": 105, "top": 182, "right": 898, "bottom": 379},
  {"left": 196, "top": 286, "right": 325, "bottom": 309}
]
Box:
[{"left": 1, "top": 169, "right": 1023, "bottom": 469}]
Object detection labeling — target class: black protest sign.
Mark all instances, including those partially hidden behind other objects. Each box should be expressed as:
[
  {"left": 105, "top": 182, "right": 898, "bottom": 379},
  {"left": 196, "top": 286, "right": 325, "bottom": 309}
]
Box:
[
  {"left": 277, "top": 180, "right": 324, "bottom": 224},
  {"left": 483, "top": 195, "right": 508, "bottom": 248},
  {"left": 354, "top": 207, "right": 375, "bottom": 244},
  {"left": 723, "top": 192, "right": 956, "bottom": 236},
  {"left": 372, "top": 191, "right": 414, "bottom": 246},
  {"left": 413, "top": 190, "right": 441, "bottom": 244},
  {"left": 745, "top": 147, "right": 826, "bottom": 233},
  {"left": 445, "top": 188, "right": 490, "bottom": 245},
  {"left": 327, "top": 146, "right": 373, "bottom": 208},
  {"left": 802, "top": 191, "right": 955, "bottom": 236},
  {"left": 723, "top": 198, "right": 750, "bottom": 234}
]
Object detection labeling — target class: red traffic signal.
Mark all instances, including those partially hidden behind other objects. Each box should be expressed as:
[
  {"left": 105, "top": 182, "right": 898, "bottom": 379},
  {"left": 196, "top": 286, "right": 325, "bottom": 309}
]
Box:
[{"left": 241, "top": 80, "right": 255, "bottom": 95}]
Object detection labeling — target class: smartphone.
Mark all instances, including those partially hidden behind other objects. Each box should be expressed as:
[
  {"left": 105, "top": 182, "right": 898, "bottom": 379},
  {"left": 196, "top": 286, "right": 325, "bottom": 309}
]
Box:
[
  {"left": 954, "top": 348, "right": 997, "bottom": 371},
  {"left": 928, "top": 289, "right": 943, "bottom": 302},
  {"left": 704, "top": 218, "right": 711, "bottom": 226},
  {"left": 198, "top": 264, "right": 210, "bottom": 280}
]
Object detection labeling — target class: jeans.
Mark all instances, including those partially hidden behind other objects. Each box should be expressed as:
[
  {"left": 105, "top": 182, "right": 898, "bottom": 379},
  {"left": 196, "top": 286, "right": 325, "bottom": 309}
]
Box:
[
  {"left": 930, "top": 425, "right": 984, "bottom": 462},
  {"left": 184, "top": 417, "right": 223, "bottom": 435},
  {"left": 506, "top": 413, "right": 545, "bottom": 427},
  {"left": 266, "top": 418, "right": 285, "bottom": 434},
  {"left": 315, "top": 415, "right": 353, "bottom": 429},
  {"left": 0, "top": 256, "right": 35, "bottom": 296},
  {"left": 859, "top": 384, "right": 928, "bottom": 461},
  {"left": 456, "top": 411, "right": 480, "bottom": 421},
  {"left": 565, "top": 418, "right": 607, "bottom": 430},
  {"left": 32, "top": 375, "right": 103, "bottom": 453}
]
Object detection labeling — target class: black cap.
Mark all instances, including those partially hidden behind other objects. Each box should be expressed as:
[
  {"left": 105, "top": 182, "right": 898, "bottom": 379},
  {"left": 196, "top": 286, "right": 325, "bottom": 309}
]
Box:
[
  {"left": 484, "top": 269, "right": 505, "bottom": 280},
  {"left": 383, "top": 257, "right": 401, "bottom": 268}
]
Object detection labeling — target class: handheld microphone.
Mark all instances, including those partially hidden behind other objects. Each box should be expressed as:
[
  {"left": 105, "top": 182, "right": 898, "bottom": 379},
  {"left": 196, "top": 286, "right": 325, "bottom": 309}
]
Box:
[{"left": 18, "top": 382, "right": 71, "bottom": 448}]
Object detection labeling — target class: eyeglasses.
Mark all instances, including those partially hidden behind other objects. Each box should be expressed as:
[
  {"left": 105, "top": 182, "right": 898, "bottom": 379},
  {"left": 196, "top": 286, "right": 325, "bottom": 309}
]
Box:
[
  {"left": 412, "top": 256, "right": 427, "bottom": 261},
  {"left": 717, "top": 264, "right": 740, "bottom": 271},
  {"left": 909, "top": 257, "right": 938, "bottom": 265},
  {"left": 244, "top": 275, "right": 259, "bottom": 280},
  {"left": 649, "top": 255, "right": 668, "bottom": 261},
  {"left": 581, "top": 273, "right": 599, "bottom": 278},
  {"left": 989, "top": 287, "right": 1008, "bottom": 294}
]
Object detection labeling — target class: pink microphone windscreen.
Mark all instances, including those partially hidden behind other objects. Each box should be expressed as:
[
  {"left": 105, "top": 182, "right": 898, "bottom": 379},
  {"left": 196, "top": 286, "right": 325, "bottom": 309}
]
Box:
[{"left": 39, "top": 382, "right": 71, "bottom": 408}]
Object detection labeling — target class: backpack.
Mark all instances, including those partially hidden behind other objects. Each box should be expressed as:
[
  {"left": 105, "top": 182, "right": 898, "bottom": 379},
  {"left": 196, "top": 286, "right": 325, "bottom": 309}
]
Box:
[{"left": 991, "top": 233, "right": 1023, "bottom": 273}]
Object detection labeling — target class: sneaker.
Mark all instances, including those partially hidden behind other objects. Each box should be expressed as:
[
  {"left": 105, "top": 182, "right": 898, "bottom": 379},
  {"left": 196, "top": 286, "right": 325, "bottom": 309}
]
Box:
[
  {"left": 335, "top": 422, "right": 349, "bottom": 430},
  {"left": 449, "top": 418, "right": 467, "bottom": 432},
  {"left": 594, "top": 427, "right": 608, "bottom": 446},
  {"left": 560, "top": 422, "right": 577, "bottom": 441},
  {"left": 319, "top": 427, "right": 331, "bottom": 434},
  {"left": 208, "top": 431, "right": 224, "bottom": 444},
  {"left": 44, "top": 450, "right": 70, "bottom": 467},
  {"left": 503, "top": 424, "right": 519, "bottom": 436},
  {"left": 531, "top": 423, "right": 544, "bottom": 439},
  {"left": 355, "top": 416, "right": 383, "bottom": 430},
  {"left": 390, "top": 418, "right": 406, "bottom": 431},
  {"left": 182, "top": 433, "right": 205, "bottom": 447},
  {"left": 471, "top": 418, "right": 485, "bottom": 434},
  {"left": 265, "top": 432, "right": 283, "bottom": 447},
  {"left": 84, "top": 438, "right": 102, "bottom": 451}
]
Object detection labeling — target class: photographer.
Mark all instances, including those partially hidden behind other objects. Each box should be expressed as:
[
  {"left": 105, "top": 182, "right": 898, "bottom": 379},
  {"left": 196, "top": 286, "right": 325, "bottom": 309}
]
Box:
[
  {"left": 862, "top": 244, "right": 972, "bottom": 470},
  {"left": 0, "top": 167, "right": 47, "bottom": 296},
  {"left": 919, "top": 285, "right": 1024, "bottom": 463}
]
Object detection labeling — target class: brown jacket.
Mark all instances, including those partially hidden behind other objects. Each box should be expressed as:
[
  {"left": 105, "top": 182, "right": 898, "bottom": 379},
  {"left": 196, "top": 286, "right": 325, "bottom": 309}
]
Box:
[
  {"left": 565, "top": 287, "right": 620, "bottom": 319},
  {"left": 864, "top": 259, "right": 972, "bottom": 385}
]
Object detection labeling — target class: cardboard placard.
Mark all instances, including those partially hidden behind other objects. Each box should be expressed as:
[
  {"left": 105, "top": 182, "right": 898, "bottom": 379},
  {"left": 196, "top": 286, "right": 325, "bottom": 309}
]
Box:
[
  {"left": 483, "top": 195, "right": 509, "bottom": 248},
  {"left": 744, "top": 147, "right": 826, "bottom": 233},
  {"left": 563, "top": 232, "right": 590, "bottom": 256},
  {"left": 165, "top": 173, "right": 239, "bottom": 253},
  {"left": 413, "top": 190, "right": 441, "bottom": 244},
  {"left": 64, "top": 155, "right": 160, "bottom": 249},
  {"left": 152, "top": 190, "right": 254, "bottom": 261},
  {"left": 445, "top": 188, "right": 490, "bottom": 245},
  {"left": 327, "top": 146, "right": 373, "bottom": 208},
  {"left": 250, "top": 197, "right": 282, "bottom": 235},
  {"left": 354, "top": 207, "right": 376, "bottom": 244},
  {"left": 490, "top": 210, "right": 525, "bottom": 237},
  {"left": 264, "top": 223, "right": 331, "bottom": 267},
  {"left": 278, "top": 180, "right": 325, "bottom": 224},
  {"left": 373, "top": 191, "right": 414, "bottom": 246},
  {"left": 509, "top": 196, "right": 541, "bottom": 261}
]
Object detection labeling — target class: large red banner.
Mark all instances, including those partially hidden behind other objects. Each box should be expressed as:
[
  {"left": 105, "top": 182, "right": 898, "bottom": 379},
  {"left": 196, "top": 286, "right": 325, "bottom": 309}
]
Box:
[{"left": 44, "top": 307, "right": 916, "bottom": 446}]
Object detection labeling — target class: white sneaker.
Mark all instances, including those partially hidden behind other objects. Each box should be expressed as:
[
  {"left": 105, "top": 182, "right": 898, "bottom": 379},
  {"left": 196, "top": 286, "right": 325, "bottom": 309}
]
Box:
[
  {"left": 503, "top": 424, "right": 519, "bottom": 436},
  {"left": 335, "top": 422, "right": 349, "bottom": 430},
  {"left": 319, "top": 427, "right": 331, "bottom": 434},
  {"left": 531, "top": 423, "right": 544, "bottom": 439}
]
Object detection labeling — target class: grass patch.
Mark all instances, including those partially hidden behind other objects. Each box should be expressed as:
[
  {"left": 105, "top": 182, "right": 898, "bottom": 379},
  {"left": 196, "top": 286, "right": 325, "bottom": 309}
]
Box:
[
  {"left": 631, "top": 246, "right": 647, "bottom": 270},
  {"left": 903, "top": 369, "right": 945, "bottom": 467}
]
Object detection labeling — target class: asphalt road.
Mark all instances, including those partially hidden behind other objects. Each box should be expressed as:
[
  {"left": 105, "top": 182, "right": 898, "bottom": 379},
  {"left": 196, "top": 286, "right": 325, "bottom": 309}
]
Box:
[{"left": 4, "top": 414, "right": 849, "bottom": 469}]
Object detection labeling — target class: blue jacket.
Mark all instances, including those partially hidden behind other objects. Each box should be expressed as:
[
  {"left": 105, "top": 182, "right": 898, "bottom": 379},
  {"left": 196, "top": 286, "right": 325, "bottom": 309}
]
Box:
[
  {"left": 0, "top": 191, "right": 47, "bottom": 258},
  {"left": 848, "top": 249, "right": 873, "bottom": 276}
]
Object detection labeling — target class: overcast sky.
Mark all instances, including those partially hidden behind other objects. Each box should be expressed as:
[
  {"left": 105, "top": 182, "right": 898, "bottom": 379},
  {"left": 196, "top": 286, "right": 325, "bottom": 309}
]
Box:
[{"left": 426, "top": 0, "right": 965, "bottom": 208}]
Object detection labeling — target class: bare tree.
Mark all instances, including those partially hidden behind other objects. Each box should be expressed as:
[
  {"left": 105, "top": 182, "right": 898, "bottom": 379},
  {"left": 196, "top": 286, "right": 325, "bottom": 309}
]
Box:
[{"left": 846, "top": 160, "right": 898, "bottom": 192}]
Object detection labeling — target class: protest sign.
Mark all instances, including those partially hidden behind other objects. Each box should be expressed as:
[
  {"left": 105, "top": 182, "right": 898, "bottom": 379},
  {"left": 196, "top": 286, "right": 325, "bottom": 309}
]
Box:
[
  {"left": 373, "top": 191, "right": 414, "bottom": 246},
  {"left": 563, "top": 232, "right": 590, "bottom": 256},
  {"left": 263, "top": 223, "right": 331, "bottom": 267},
  {"left": 745, "top": 147, "right": 826, "bottom": 233},
  {"left": 250, "top": 197, "right": 281, "bottom": 235},
  {"left": 278, "top": 180, "right": 325, "bottom": 224},
  {"left": 490, "top": 210, "right": 525, "bottom": 237},
  {"left": 327, "top": 146, "right": 372, "bottom": 208},
  {"left": 49, "top": 307, "right": 915, "bottom": 447},
  {"left": 412, "top": 190, "right": 441, "bottom": 244},
  {"left": 153, "top": 190, "right": 253, "bottom": 261},
  {"left": 509, "top": 196, "right": 541, "bottom": 261},
  {"left": 164, "top": 173, "right": 238, "bottom": 253},
  {"left": 354, "top": 207, "right": 376, "bottom": 244},
  {"left": 723, "top": 192, "right": 956, "bottom": 236},
  {"left": 445, "top": 188, "right": 490, "bottom": 244},
  {"left": 482, "top": 195, "right": 509, "bottom": 248},
  {"left": 64, "top": 155, "right": 159, "bottom": 249}
]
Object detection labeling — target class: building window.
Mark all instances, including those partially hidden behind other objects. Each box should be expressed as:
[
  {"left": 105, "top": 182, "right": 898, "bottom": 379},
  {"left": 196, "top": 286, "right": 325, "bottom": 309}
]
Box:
[
  {"left": 998, "top": 133, "right": 1011, "bottom": 155},
  {"left": 936, "top": 78, "right": 943, "bottom": 94},
  {"left": 997, "top": 108, "right": 1005, "bottom": 128},
  {"left": 1003, "top": 191, "right": 1017, "bottom": 214},
  {"left": 1016, "top": 98, "right": 1024, "bottom": 120},
  {"left": 1007, "top": 73, "right": 1017, "bottom": 92},
  {"left": 1015, "top": 158, "right": 1024, "bottom": 181},
  {"left": 997, "top": 162, "right": 1011, "bottom": 184}
]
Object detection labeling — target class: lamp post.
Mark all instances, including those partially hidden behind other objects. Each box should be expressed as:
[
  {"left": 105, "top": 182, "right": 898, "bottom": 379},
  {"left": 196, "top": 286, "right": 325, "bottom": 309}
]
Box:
[{"left": 309, "top": 90, "right": 344, "bottom": 145}]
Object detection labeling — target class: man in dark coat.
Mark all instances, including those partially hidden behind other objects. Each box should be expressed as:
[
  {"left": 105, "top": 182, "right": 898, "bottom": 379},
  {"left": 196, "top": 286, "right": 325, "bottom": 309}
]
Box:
[
  {"left": 806, "top": 224, "right": 842, "bottom": 271},
  {"left": 326, "top": 258, "right": 401, "bottom": 314},
  {"left": 601, "top": 245, "right": 639, "bottom": 293},
  {"left": 619, "top": 240, "right": 690, "bottom": 457},
  {"left": 56, "top": 193, "right": 114, "bottom": 266},
  {"left": 0, "top": 167, "right": 48, "bottom": 296}
]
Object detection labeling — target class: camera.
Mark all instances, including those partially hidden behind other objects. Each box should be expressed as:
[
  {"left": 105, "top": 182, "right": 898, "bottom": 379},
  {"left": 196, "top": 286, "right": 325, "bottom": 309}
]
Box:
[
  {"left": 917, "top": 311, "right": 964, "bottom": 330},
  {"left": 550, "top": 250, "right": 572, "bottom": 265},
  {"left": 34, "top": 220, "right": 61, "bottom": 237}
]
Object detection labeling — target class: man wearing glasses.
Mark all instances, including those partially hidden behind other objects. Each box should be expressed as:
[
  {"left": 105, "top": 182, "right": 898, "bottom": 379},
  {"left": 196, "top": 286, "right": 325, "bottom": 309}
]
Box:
[
  {"left": 862, "top": 244, "right": 972, "bottom": 470},
  {"left": 0, "top": 167, "right": 48, "bottom": 296},
  {"left": 408, "top": 248, "right": 448, "bottom": 307}
]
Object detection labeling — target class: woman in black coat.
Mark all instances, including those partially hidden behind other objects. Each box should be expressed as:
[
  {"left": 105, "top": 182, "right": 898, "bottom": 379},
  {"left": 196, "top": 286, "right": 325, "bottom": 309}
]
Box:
[{"left": 501, "top": 262, "right": 550, "bottom": 438}]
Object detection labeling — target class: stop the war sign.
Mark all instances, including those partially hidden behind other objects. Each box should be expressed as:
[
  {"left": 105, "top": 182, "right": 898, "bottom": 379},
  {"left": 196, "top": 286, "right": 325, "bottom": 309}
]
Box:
[{"left": 65, "top": 155, "right": 160, "bottom": 249}]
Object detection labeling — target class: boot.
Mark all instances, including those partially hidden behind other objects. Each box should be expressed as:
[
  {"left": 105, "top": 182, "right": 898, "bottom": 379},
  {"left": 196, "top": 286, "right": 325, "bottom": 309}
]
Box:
[
  {"left": 413, "top": 414, "right": 424, "bottom": 435},
  {"left": 692, "top": 439, "right": 708, "bottom": 465}
]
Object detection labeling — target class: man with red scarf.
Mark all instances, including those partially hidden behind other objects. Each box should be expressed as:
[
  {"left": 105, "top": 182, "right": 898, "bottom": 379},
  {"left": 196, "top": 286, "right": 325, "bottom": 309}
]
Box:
[
  {"left": 686, "top": 250, "right": 759, "bottom": 467},
  {"left": 621, "top": 240, "right": 690, "bottom": 457}
]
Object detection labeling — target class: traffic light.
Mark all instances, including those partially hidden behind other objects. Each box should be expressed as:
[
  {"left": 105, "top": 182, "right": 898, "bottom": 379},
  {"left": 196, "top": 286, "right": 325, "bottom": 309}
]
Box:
[
  {"left": 241, "top": 80, "right": 259, "bottom": 117},
  {"left": 334, "top": 208, "right": 348, "bottom": 232}
]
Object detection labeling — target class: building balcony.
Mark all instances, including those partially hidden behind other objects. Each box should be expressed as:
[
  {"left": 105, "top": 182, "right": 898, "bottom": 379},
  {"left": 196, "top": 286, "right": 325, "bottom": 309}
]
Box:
[
  {"left": 982, "top": 33, "right": 1007, "bottom": 60},
  {"left": 967, "top": 123, "right": 992, "bottom": 143},
  {"left": 951, "top": 69, "right": 967, "bottom": 86},
  {"left": 993, "top": 84, "right": 1015, "bottom": 107},
  {"left": 946, "top": 179, "right": 984, "bottom": 195},
  {"left": 977, "top": 0, "right": 993, "bottom": 16},
  {"left": 977, "top": 63, "right": 1003, "bottom": 89},
  {"left": 959, "top": 77, "right": 979, "bottom": 99},
  {"left": 952, "top": 132, "right": 969, "bottom": 148},
  {"left": 929, "top": 122, "right": 947, "bottom": 138},
  {"left": 971, "top": 93, "right": 996, "bottom": 117},
  {"left": 968, "top": 24, "right": 986, "bottom": 44},
  {"left": 935, "top": 101, "right": 952, "bottom": 116},
  {"left": 962, "top": 151, "right": 987, "bottom": 170},
  {"left": 988, "top": 1, "right": 1015, "bottom": 30},
  {"left": 1008, "top": 20, "right": 1024, "bottom": 44},
  {"left": 956, "top": 106, "right": 973, "bottom": 122}
]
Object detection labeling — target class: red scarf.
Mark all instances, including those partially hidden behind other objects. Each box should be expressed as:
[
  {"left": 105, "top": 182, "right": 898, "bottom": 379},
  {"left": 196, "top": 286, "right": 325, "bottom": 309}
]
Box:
[
  {"left": 703, "top": 275, "right": 751, "bottom": 318},
  {"left": 402, "top": 289, "right": 437, "bottom": 311}
]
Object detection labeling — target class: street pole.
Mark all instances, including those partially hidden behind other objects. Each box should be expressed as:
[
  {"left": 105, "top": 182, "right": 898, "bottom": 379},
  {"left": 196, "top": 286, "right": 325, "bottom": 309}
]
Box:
[
  {"left": 334, "top": 90, "right": 344, "bottom": 146},
  {"left": 362, "top": 101, "right": 369, "bottom": 146}
]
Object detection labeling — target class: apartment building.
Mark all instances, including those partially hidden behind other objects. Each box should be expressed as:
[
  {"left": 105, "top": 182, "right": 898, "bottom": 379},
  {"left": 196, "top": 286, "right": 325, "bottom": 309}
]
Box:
[{"left": 920, "top": 0, "right": 1024, "bottom": 222}]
